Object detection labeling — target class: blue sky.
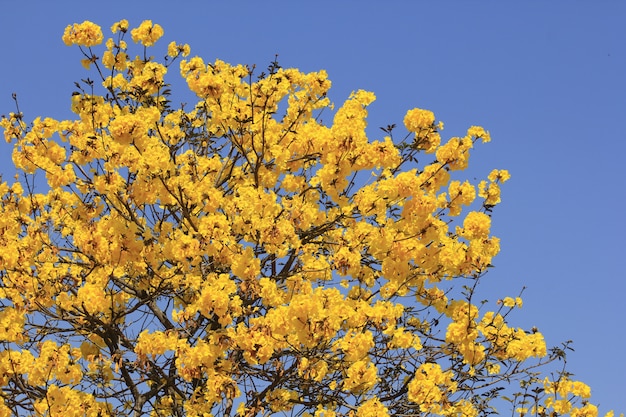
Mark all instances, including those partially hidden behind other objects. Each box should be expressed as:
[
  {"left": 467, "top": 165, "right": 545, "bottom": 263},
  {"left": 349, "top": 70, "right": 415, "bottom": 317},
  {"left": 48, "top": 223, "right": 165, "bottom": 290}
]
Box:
[{"left": 1, "top": 1, "right": 624, "bottom": 414}]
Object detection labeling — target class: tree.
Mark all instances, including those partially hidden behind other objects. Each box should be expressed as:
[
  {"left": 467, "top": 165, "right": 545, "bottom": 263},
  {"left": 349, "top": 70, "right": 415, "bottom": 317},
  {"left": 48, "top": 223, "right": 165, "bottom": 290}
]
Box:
[{"left": 0, "top": 19, "right": 612, "bottom": 417}]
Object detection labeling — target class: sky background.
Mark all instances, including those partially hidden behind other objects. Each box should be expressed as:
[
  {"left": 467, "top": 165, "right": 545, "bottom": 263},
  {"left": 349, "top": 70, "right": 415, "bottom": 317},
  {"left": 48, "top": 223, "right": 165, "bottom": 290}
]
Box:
[{"left": 1, "top": 1, "right": 624, "bottom": 414}]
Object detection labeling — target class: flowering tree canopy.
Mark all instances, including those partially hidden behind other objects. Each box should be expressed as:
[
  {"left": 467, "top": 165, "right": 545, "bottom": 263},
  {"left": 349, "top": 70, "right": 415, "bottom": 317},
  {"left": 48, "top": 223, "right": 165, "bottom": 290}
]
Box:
[{"left": 0, "top": 20, "right": 613, "bottom": 417}]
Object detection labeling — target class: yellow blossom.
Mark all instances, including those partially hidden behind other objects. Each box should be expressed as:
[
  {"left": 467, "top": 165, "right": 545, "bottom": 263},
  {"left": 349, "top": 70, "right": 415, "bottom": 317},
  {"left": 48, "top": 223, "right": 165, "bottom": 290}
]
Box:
[
  {"left": 131, "top": 20, "right": 164, "bottom": 46},
  {"left": 404, "top": 108, "right": 435, "bottom": 132},
  {"left": 462, "top": 211, "right": 491, "bottom": 239},
  {"left": 62, "top": 21, "right": 103, "bottom": 47},
  {"left": 111, "top": 19, "right": 129, "bottom": 33},
  {"left": 357, "top": 398, "right": 389, "bottom": 417},
  {"left": 343, "top": 360, "right": 378, "bottom": 393},
  {"left": 488, "top": 169, "right": 511, "bottom": 183}
]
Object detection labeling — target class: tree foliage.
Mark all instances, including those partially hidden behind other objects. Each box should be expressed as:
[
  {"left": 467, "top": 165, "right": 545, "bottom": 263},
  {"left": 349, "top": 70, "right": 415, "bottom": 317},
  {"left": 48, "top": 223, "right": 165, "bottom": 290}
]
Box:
[{"left": 0, "top": 19, "right": 612, "bottom": 417}]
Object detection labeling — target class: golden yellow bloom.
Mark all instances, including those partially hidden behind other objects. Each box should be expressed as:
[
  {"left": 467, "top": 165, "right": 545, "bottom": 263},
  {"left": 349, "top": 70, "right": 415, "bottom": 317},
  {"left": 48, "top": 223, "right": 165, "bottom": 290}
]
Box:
[
  {"left": 338, "top": 330, "right": 374, "bottom": 362},
  {"left": 267, "top": 389, "right": 298, "bottom": 412},
  {"left": 462, "top": 211, "right": 491, "bottom": 239},
  {"left": 111, "top": 19, "right": 129, "bottom": 33},
  {"left": 467, "top": 125, "right": 491, "bottom": 143},
  {"left": 62, "top": 21, "right": 103, "bottom": 47},
  {"left": 502, "top": 297, "right": 516, "bottom": 308},
  {"left": 479, "top": 180, "right": 502, "bottom": 206},
  {"left": 488, "top": 169, "right": 511, "bottom": 182},
  {"left": 357, "top": 398, "right": 389, "bottom": 417},
  {"left": 167, "top": 41, "right": 178, "bottom": 57},
  {"left": 404, "top": 108, "right": 435, "bottom": 132},
  {"left": 131, "top": 20, "right": 164, "bottom": 46},
  {"left": 167, "top": 41, "right": 191, "bottom": 58},
  {"left": 408, "top": 363, "right": 456, "bottom": 412},
  {"left": 343, "top": 360, "right": 378, "bottom": 393},
  {"left": 102, "top": 50, "right": 128, "bottom": 70},
  {"left": 0, "top": 307, "right": 26, "bottom": 343}
]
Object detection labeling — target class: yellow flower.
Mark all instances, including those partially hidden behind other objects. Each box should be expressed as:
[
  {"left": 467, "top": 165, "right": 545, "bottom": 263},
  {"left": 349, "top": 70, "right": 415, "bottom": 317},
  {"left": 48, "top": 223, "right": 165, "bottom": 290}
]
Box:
[
  {"left": 436, "top": 136, "right": 473, "bottom": 170},
  {"left": 404, "top": 108, "right": 435, "bottom": 132},
  {"left": 478, "top": 180, "right": 502, "bottom": 206},
  {"left": 0, "top": 307, "right": 26, "bottom": 343},
  {"left": 356, "top": 398, "right": 389, "bottom": 417},
  {"left": 131, "top": 20, "right": 164, "bottom": 46},
  {"left": 338, "top": 330, "right": 374, "bottom": 362},
  {"left": 267, "top": 389, "right": 298, "bottom": 412},
  {"left": 408, "top": 363, "right": 456, "bottom": 412},
  {"left": 167, "top": 41, "right": 178, "bottom": 58},
  {"left": 488, "top": 169, "right": 511, "bottom": 183},
  {"left": 502, "top": 297, "right": 516, "bottom": 308},
  {"left": 62, "top": 21, "right": 103, "bottom": 47},
  {"left": 79, "top": 340, "right": 100, "bottom": 358},
  {"left": 111, "top": 19, "right": 129, "bottom": 33},
  {"left": 462, "top": 211, "right": 491, "bottom": 239},
  {"left": 102, "top": 50, "right": 128, "bottom": 71},
  {"left": 467, "top": 125, "right": 491, "bottom": 143},
  {"left": 343, "top": 360, "right": 378, "bottom": 393}
]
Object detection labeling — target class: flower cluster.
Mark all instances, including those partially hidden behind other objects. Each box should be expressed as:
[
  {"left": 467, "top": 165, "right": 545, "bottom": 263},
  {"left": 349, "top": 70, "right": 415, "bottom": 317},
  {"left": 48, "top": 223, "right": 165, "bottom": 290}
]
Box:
[{"left": 62, "top": 20, "right": 103, "bottom": 46}]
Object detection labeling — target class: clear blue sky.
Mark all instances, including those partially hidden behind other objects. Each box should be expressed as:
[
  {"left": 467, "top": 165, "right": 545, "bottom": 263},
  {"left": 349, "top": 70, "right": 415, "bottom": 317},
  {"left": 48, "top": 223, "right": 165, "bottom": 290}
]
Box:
[{"left": 1, "top": 1, "right": 624, "bottom": 414}]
